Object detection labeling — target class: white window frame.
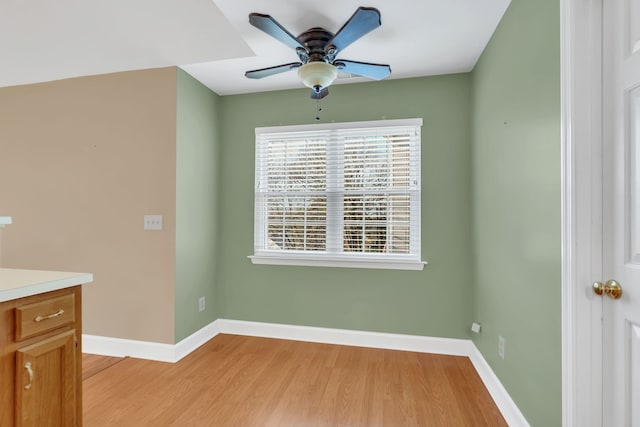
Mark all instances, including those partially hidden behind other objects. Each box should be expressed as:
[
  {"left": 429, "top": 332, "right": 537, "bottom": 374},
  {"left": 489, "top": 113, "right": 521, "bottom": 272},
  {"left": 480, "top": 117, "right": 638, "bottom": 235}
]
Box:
[{"left": 249, "top": 118, "right": 426, "bottom": 271}]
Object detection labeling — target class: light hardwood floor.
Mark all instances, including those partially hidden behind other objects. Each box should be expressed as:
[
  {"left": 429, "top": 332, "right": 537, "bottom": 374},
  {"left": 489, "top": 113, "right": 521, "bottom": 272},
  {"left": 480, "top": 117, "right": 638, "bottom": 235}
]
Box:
[
  {"left": 83, "top": 334, "right": 506, "bottom": 426},
  {"left": 82, "top": 353, "right": 125, "bottom": 381}
]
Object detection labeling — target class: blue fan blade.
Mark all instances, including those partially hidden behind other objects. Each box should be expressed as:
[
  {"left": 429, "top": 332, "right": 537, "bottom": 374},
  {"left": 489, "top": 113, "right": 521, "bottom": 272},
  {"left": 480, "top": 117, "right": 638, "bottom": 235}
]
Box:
[
  {"left": 249, "top": 13, "right": 304, "bottom": 50},
  {"left": 326, "top": 7, "right": 381, "bottom": 54},
  {"left": 334, "top": 60, "right": 391, "bottom": 80},
  {"left": 245, "top": 62, "right": 302, "bottom": 79}
]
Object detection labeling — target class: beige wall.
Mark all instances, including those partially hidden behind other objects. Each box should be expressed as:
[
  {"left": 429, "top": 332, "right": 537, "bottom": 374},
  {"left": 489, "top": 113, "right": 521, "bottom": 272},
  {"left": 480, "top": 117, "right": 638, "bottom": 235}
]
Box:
[{"left": 0, "top": 68, "right": 177, "bottom": 343}]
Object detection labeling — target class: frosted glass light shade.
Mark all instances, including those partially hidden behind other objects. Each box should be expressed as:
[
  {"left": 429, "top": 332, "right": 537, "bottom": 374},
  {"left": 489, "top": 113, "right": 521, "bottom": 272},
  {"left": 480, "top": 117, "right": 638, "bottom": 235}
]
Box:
[{"left": 298, "top": 62, "right": 338, "bottom": 89}]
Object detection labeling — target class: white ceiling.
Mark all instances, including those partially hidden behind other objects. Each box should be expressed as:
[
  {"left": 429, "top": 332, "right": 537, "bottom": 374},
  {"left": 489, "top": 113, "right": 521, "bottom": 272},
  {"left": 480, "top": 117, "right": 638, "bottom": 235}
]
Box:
[{"left": 0, "top": 0, "right": 511, "bottom": 95}]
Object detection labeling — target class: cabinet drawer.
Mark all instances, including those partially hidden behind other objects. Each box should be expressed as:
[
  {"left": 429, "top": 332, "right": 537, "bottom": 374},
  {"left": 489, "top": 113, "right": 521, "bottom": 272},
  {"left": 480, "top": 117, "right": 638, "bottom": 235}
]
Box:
[{"left": 15, "top": 293, "right": 75, "bottom": 341}]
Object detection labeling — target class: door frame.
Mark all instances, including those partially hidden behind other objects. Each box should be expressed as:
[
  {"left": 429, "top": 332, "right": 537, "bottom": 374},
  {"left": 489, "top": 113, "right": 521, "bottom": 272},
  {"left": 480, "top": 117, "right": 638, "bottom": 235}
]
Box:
[{"left": 561, "top": 0, "right": 604, "bottom": 426}]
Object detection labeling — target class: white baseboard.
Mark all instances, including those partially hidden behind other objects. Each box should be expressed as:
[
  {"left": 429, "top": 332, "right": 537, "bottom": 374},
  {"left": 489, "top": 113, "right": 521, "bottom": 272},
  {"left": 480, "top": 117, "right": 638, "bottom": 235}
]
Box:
[
  {"left": 468, "top": 345, "right": 531, "bottom": 427},
  {"left": 83, "top": 319, "right": 528, "bottom": 426},
  {"left": 83, "top": 321, "right": 220, "bottom": 363},
  {"left": 217, "top": 318, "right": 475, "bottom": 355},
  {"left": 173, "top": 321, "right": 222, "bottom": 361}
]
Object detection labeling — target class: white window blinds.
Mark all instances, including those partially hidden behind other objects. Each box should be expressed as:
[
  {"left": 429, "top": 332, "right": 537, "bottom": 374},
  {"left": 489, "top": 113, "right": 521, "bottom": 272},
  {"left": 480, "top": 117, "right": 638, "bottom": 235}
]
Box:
[{"left": 253, "top": 118, "right": 423, "bottom": 270}]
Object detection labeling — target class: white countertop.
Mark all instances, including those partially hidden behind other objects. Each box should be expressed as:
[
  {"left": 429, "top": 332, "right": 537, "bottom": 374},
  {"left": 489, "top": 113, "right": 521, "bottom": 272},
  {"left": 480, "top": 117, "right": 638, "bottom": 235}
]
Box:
[{"left": 0, "top": 268, "right": 93, "bottom": 302}]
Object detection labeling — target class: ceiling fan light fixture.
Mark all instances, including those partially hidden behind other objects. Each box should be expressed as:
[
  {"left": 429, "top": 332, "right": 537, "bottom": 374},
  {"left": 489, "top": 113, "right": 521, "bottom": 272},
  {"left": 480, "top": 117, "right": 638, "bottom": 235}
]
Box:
[{"left": 298, "top": 61, "right": 338, "bottom": 90}]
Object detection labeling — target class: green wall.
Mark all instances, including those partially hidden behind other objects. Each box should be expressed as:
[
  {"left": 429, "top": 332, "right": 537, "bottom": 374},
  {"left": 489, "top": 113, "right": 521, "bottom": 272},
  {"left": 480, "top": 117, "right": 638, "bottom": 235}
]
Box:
[
  {"left": 217, "top": 74, "right": 474, "bottom": 338},
  {"left": 471, "top": 0, "right": 561, "bottom": 425},
  {"left": 175, "top": 69, "right": 220, "bottom": 342},
  {"left": 174, "top": 1, "right": 563, "bottom": 420}
]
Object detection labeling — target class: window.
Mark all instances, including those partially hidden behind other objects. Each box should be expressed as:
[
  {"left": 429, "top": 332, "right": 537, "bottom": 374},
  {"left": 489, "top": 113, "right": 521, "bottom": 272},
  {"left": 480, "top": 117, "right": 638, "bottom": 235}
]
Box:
[{"left": 250, "top": 118, "right": 424, "bottom": 270}]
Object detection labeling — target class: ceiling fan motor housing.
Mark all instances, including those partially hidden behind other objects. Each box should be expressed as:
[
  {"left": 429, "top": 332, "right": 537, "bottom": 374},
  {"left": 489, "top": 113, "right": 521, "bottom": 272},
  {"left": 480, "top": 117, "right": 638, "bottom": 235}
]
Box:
[{"left": 296, "top": 28, "right": 336, "bottom": 63}]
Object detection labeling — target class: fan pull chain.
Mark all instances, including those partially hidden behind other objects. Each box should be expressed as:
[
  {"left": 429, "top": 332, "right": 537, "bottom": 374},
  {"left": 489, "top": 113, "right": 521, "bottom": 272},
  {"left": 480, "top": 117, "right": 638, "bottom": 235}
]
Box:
[{"left": 315, "top": 100, "right": 323, "bottom": 121}]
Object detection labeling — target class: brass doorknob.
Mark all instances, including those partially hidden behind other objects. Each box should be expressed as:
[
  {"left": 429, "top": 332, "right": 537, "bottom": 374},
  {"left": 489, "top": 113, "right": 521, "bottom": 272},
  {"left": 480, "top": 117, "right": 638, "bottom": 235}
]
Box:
[{"left": 593, "top": 280, "right": 623, "bottom": 299}]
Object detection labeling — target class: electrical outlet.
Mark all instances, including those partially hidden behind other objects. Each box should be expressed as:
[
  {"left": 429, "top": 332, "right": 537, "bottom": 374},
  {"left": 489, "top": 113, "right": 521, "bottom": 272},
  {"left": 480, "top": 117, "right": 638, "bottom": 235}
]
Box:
[
  {"left": 144, "top": 215, "right": 163, "bottom": 230},
  {"left": 198, "top": 296, "right": 205, "bottom": 312},
  {"left": 498, "top": 336, "right": 505, "bottom": 359}
]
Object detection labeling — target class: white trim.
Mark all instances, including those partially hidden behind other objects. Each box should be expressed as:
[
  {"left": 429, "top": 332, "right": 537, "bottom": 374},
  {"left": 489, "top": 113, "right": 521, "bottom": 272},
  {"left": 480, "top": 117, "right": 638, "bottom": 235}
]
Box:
[
  {"left": 83, "top": 321, "right": 220, "bottom": 363},
  {"left": 561, "top": 0, "right": 603, "bottom": 426},
  {"left": 248, "top": 254, "right": 427, "bottom": 270},
  {"left": 83, "top": 334, "right": 176, "bottom": 362},
  {"left": 83, "top": 319, "right": 528, "bottom": 426},
  {"left": 255, "top": 118, "right": 423, "bottom": 135},
  {"left": 173, "top": 321, "right": 222, "bottom": 361},
  {"left": 561, "top": 0, "right": 576, "bottom": 423},
  {"left": 468, "top": 346, "right": 531, "bottom": 427},
  {"left": 216, "top": 319, "right": 473, "bottom": 355}
]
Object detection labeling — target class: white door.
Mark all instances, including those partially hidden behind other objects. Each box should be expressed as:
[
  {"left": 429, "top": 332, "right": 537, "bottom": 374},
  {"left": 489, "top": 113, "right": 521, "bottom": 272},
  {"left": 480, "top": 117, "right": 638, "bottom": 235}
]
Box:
[{"left": 602, "top": 0, "right": 640, "bottom": 425}]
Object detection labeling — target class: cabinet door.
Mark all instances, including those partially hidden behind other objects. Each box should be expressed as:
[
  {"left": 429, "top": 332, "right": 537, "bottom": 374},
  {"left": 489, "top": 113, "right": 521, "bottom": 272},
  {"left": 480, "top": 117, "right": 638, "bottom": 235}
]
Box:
[{"left": 15, "top": 330, "right": 76, "bottom": 427}]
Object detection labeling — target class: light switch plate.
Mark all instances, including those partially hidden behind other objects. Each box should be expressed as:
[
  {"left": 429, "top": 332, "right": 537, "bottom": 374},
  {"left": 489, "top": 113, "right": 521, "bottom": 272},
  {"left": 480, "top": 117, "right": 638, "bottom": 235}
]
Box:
[{"left": 144, "top": 215, "right": 163, "bottom": 231}]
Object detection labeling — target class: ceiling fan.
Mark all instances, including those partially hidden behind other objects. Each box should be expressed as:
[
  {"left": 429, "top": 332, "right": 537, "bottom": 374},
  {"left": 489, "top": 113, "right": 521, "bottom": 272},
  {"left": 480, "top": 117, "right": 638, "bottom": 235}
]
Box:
[{"left": 244, "top": 6, "right": 391, "bottom": 99}]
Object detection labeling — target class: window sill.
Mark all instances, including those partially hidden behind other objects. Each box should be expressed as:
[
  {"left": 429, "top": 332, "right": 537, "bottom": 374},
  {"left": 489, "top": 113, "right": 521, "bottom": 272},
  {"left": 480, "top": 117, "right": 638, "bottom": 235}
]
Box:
[{"left": 248, "top": 254, "right": 427, "bottom": 271}]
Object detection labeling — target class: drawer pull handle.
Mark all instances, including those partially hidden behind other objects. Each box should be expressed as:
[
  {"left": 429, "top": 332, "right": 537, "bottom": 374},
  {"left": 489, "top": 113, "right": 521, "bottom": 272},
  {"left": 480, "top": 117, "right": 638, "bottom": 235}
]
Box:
[
  {"left": 34, "top": 309, "right": 64, "bottom": 322},
  {"left": 24, "top": 362, "right": 33, "bottom": 390}
]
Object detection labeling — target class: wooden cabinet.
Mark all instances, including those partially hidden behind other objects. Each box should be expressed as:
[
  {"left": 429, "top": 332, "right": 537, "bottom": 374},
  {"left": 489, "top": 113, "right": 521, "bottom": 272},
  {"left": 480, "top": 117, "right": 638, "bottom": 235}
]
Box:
[{"left": 1, "top": 286, "right": 82, "bottom": 426}]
